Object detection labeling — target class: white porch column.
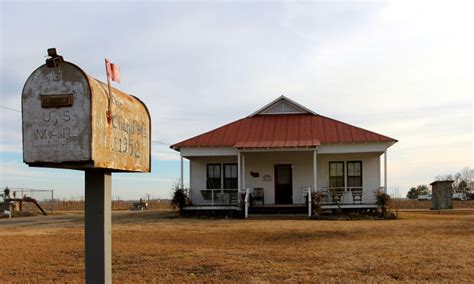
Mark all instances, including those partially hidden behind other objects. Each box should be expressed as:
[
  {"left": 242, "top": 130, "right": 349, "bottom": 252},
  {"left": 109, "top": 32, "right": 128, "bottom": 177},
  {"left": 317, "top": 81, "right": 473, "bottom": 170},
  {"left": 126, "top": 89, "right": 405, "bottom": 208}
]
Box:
[
  {"left": 313, "top": 150, "right": 317, "bottom": 191},
  {"left": 344, "top": 162, "right": 348, "bottom": 192},
  {"left": 237, "top": 152, "right": 242, "bottom": 190},
  {"left": 242, "top": 154, "right": 246, "bottom": 189},
  {"left": 188, "top": 158, "right": 192, "bottom": 195},
  {"left": 180, "top": 154, "right": 184, "bottom": 189},
  {"left": 384, "top": 149, "right": 387, "bottom": 194}
]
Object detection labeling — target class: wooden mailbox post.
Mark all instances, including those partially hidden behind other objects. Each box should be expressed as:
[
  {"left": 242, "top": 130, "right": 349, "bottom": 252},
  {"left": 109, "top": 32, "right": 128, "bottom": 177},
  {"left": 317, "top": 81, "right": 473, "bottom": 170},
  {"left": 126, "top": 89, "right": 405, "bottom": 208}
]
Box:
[{"left": 21, "top": 49, "right": 151, "bottom": 283}]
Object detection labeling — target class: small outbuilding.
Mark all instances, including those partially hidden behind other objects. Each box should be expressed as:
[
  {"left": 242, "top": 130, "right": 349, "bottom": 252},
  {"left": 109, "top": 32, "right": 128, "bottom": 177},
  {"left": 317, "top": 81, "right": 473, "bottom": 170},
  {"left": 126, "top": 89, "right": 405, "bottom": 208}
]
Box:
[{"left": 430, "top": 180, "right": 454, "bottom": 210}]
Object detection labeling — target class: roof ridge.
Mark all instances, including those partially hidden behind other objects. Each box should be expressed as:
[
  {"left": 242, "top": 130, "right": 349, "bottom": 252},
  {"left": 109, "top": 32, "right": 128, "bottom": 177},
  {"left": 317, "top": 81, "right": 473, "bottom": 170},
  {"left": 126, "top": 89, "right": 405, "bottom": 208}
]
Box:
[{"left": 248, "top": 96, "right": 318, "bottom": 117}]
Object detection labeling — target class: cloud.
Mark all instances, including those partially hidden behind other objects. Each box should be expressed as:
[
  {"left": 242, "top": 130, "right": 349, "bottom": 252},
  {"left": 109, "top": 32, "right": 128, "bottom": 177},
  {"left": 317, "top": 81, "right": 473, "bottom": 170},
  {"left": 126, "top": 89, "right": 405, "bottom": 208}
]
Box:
[
  {"left": 151, "top": 144, "right": 180, "bottom": 161},
  {"left": 1, "top": 1, "right": 472, "bottom": 197}
]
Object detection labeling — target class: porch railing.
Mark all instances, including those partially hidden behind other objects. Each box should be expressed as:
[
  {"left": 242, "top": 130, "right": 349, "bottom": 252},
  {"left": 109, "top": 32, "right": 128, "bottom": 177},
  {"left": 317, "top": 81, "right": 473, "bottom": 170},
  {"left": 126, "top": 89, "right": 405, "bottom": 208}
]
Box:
[
  {"left": 192, "top": 189, "right": 241, "bottom": 206},
  {"left": 303, "top": 187, "right": 313, "bottom": 217},
  {"left": 190, "top": 186, "right": 385, "bottom": 207},
  {"left": 315, "top": 187, "right": 383, "bottom": 204},
  {"left": 244, "top": 188, "right": 249, "bottom": 218}
]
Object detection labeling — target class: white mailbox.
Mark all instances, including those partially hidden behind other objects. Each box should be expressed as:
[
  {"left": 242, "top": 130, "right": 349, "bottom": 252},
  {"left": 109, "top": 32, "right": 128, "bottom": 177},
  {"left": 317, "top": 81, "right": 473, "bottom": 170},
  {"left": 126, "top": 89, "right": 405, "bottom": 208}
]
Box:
[
  {"left": 21, "top": 48, "right": 153, "bottom": 283},
  {"left": 22, "top": 51, "right": 151, "bottom": 172}
]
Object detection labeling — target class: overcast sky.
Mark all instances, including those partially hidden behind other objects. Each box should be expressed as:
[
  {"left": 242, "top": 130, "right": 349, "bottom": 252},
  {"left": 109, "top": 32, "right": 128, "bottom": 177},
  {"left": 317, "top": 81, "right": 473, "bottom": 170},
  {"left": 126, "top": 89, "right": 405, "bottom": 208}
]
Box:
[{"left": 1, "top": 1, "right": 472, "bottom": 200}]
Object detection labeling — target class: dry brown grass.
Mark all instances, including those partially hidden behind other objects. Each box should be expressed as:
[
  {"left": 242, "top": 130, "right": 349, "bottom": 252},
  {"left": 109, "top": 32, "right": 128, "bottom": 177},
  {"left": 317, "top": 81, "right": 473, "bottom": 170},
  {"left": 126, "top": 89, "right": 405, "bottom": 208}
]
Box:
[
  {"left": 1, "top": 210, "right": 473, "bottom": 283},
  {"left": 50, "top": 198, "right": 474, "bottom": 211}
]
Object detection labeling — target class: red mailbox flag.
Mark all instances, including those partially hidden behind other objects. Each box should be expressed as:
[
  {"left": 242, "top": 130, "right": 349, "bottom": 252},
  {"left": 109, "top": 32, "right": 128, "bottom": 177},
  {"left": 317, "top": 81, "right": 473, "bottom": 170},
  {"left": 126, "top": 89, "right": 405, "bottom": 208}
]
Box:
[
  {"left": 105, "top": 58, "right": 120, "bottom": 83},
  {"left": 105, "top": 58, "right": 121, "bottom": 121}
]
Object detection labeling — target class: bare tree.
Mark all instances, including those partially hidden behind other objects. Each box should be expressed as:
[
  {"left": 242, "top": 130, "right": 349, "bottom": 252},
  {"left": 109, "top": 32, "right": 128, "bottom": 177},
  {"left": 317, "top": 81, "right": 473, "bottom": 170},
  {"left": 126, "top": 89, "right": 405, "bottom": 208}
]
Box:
[
  {"left": 435, "top": 174, "right": 453, "bottom": 181},
  {"left": 460, "top": 167, "right": 473, "bottom": 191},
  {"left": 435, "top": 167, "right": 473, "bottom": 193},
  {"left": 389, "top": 187, "right": 401, "bottom": 217}
]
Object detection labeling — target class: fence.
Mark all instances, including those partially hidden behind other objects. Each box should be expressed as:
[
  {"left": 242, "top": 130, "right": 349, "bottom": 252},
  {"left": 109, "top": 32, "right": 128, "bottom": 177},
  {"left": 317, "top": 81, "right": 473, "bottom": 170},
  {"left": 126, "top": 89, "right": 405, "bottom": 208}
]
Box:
[
  {"left": 53, "top": 199, "right": 171, "bottom": 211},
  {"left": 2, "top": 187, "right": 55, "bottom": 214}
]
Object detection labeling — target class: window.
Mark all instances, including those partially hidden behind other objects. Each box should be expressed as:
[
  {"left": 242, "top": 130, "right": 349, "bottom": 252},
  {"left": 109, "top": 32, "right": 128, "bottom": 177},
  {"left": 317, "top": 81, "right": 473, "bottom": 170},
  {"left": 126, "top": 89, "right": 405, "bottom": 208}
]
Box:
[
  {"left": 206, "top": 164, "right": 221, "bottom": 189},
  {"left": 329, "top": 162, "right": 344, "bottom": 188},
  {"left": 347, "top": 161, "right": 362, "bottom": 187},
  {"left": 224, "top": 164, "right": 238, "bottom": 189}
]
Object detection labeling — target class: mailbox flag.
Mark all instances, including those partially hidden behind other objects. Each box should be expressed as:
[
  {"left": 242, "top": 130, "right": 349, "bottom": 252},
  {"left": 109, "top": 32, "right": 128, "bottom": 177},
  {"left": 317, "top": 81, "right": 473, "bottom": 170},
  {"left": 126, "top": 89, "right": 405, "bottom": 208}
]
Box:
[
  {"left": 111, "top": 63, "right": 120, "bottom": 83},
  {"left": 105, "top": 58, "right": 121, "bottom": 83}
]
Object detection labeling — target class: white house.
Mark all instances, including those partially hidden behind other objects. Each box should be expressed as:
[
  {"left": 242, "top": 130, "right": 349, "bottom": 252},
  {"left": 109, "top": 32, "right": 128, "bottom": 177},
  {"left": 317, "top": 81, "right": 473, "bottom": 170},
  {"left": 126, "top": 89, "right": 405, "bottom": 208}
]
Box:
[{"left": 171, "top": 96, "right": 397, "bottom": 216}]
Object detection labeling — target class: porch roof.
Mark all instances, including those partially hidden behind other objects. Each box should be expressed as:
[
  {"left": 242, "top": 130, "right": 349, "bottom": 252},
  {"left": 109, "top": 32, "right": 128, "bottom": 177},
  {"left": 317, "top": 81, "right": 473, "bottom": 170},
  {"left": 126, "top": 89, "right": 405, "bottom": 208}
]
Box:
[{"left": 171, "top": 113, "right": 397, "bottom": 150}]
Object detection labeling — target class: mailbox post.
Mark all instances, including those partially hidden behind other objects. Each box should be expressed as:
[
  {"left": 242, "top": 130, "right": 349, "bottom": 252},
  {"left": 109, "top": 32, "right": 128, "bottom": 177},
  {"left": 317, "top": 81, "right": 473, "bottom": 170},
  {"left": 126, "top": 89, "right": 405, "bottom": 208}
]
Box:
[
  {"left": 85, "top": 170, "right": 112, "bottom": 283},
  {"left": 22, "top": 49, "right": 151, "bottom": 283}
]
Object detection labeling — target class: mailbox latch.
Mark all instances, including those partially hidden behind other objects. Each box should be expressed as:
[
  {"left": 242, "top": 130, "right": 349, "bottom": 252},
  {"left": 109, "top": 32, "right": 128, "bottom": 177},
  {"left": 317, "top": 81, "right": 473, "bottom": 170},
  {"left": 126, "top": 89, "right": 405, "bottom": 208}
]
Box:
[{"left": 40, "top": 94, "right": 74, "bottom": 108}]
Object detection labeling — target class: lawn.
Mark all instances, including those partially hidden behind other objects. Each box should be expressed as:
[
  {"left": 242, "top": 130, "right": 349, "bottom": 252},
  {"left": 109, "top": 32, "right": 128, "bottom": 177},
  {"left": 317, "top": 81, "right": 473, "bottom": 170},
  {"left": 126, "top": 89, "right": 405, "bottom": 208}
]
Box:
[{"left": 1, "top": 210, "right": 473, "bottom": 283}]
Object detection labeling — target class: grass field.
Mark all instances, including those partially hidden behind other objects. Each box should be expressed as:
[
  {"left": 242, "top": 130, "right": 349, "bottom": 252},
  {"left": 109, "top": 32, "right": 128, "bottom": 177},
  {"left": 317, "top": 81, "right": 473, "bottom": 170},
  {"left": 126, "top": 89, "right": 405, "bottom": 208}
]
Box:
[
  {"left": 37, "top": 199, "right": 474, "bottom": 212},
  {"left": 392, "top": 199, "right": 474, "bottom": 210},
  {"left": 1, "top": 210, "right": 473, "bottom": 283}
]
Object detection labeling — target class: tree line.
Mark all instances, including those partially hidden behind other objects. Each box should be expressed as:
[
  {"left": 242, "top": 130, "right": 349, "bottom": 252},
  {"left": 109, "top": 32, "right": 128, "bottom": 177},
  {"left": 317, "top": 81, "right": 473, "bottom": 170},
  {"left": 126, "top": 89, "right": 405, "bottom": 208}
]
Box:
[{"left": 406, "top": 167, "right": 473, "bottom": 199}]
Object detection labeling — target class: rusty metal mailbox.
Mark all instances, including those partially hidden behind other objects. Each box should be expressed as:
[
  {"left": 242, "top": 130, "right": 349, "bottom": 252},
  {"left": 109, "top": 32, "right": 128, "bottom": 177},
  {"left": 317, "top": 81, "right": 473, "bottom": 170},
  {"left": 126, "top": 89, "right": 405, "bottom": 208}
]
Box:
[
  {"left": 22, "top": 55, "right": 151, "bottom": 172},
  {"left": 21, "top": 49, "right": 151, "bottom": 283}
]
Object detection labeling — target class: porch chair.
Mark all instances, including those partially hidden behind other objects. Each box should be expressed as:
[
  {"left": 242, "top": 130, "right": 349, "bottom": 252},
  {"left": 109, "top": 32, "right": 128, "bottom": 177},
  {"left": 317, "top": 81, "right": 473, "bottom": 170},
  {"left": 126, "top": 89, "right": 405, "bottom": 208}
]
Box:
[
  {"left": 252, "top": 188, "right": 264, "bottom": 205},
  {"left": 351, "top": 189, "right": 363, "bottom": 203},
  {"left": 319, "top": 187, "right": 330, "bottom": 203},
  {"left": 329, "top": 187, "right": 343, "bottom": 203},
  {"left": 200, "top": 190, "right": 212, "bottom": 201},
  {"left": 229, "top": 191, "right": 239, "bottom": 205},
  {"left": 215, "top": 192, "right": 230, "bottom": 205}
]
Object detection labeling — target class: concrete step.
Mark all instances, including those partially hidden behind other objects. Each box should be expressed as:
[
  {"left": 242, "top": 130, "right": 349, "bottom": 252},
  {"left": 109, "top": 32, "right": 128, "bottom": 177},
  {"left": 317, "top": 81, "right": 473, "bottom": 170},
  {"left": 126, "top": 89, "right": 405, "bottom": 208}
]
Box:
[
  {"left": 247, "top": 214, "right": 309, "bottom": 220},
  {"left": 248, "top": 206, "right": 308, "bottom": 215}
]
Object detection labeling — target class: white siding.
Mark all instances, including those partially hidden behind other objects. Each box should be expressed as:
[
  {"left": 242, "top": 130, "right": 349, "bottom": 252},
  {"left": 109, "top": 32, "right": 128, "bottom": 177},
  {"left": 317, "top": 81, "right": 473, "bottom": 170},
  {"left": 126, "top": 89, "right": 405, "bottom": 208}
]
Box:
[
  {"left": 316, "top": 153, "right": 381, "bottom": 204},
  {"left": 243, "top": 151, "right": 313, "bottom": 204},
  {"left": 181, "top": 147, "right": 238, "bottom": 157},
  {"left": 190, "top": 156, "right": 237, "bottom": 204},
  {"left": 260, "top": 100, "right": 307, "bottom": 115},
  {"left": 318, "top": 143, "right": 387, "bottom": 154}
]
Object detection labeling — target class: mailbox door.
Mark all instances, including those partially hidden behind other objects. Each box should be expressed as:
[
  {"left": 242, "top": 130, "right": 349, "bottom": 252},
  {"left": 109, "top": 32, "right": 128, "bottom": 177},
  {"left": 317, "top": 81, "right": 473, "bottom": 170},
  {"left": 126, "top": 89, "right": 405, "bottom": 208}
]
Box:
[
  {"left": 89, "top": 79, "right": 151, "bottom": 172},
  {"left": 22, "top": 62, "right": 92, "bottom": 164}
]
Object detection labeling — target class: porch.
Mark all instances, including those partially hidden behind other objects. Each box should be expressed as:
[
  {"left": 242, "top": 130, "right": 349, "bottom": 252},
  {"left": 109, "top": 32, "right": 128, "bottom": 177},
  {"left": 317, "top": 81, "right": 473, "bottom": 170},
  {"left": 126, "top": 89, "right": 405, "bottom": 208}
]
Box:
[
  {"left": 182, "top": 185, "right": 383, "bottom": 218},
  {"left": 184, "top": 186, "right": 384, "bottom": 207},
  {"left": 179, "top": 145, "right": 389, "bottom": 217}
]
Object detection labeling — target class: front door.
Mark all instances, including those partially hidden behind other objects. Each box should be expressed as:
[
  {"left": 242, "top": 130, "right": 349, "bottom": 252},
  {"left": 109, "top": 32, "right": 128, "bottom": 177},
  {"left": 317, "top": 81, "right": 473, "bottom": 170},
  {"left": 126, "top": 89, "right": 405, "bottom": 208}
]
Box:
[{"left": 274, "top": 164, "right": 293, "bottom": 204}]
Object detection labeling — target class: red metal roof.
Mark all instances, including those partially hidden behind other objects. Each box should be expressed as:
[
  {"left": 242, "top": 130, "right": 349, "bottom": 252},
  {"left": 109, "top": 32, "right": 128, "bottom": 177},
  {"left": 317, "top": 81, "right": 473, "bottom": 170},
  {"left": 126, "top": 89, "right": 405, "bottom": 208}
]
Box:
[{"left": 171, "top": 113, "right": 397, "bottom": 150}]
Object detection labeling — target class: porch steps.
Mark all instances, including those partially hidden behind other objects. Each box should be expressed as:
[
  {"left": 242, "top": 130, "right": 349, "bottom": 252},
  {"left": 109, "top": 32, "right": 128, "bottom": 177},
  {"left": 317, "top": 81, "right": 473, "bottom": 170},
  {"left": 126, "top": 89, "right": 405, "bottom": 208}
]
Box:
[
  {"left": 247, "top": 214, "right": 308, "bottom": 220},
  {"left": 248, "top": 205, "right": 307, "bottom": 215}
]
